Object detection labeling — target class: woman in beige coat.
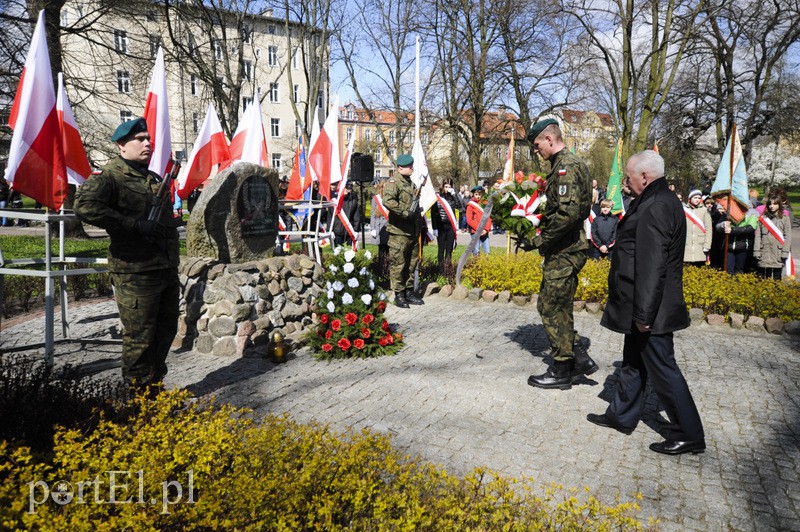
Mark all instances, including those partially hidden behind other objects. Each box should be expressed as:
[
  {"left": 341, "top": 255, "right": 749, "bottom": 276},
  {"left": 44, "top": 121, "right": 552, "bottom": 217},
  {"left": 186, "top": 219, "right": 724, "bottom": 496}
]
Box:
[
  {"left": 754, "top": 194, "right": 792, "bottom": 280},
  {"left": 683, "top": 189, "right": 712, "bottom": 266}
]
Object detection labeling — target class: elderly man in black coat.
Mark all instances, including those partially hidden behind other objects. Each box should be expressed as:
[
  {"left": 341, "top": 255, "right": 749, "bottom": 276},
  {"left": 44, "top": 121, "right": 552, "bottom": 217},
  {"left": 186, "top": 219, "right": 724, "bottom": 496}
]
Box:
[{"left": 587, "top": 150, "right": 705, "bottom": 455}]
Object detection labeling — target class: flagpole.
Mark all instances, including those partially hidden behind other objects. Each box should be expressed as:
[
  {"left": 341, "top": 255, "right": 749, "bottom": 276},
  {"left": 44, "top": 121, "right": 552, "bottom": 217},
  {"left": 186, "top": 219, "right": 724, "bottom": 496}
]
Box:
[
  {"left": 723, "top": 123, "right": 735, "bottom": 272},
  {"left": 414, "top": 36, "right": 421, "bottom": 292}
]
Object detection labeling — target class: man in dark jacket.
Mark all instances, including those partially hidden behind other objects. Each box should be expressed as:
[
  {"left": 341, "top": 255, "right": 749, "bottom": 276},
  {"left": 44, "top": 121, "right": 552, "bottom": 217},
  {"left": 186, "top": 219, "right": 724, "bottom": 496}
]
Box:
[
  {"left": 587, "top": 150, "right": 705, "bottom": 456},
  {"left": 74, "top": 118, "right": 182, "bottom": 392},
  {"left": 332, "top": 183, "right": 361, "bottom": 246}
]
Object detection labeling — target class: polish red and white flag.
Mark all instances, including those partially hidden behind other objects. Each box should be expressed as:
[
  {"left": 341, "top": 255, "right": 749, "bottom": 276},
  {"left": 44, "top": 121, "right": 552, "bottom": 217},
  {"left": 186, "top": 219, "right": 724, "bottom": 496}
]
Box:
[
  {"left": 177, "top": 104, "right": 231, "bottom": 199},
  {"left": 307, "top": 96, "right": 341, "bottom": 200},
  {"left": 143, "top": 47, "right": 173, "bottom": 178},
  {"left": 229, "top": 94, "right": 269, "bottom": 167},
  {"left": 5, "top": 10, "right": 68, "bottom": 210},
  {"left": 56, "top": 73, "right": 91, "bottom": 186}
]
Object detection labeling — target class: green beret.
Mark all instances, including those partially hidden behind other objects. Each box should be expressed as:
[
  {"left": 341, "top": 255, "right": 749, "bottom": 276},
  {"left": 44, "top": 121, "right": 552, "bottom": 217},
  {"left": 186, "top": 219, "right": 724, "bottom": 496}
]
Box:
[
  {"left": 526, "top": 118, "right": 559, "bottom": 142},
  {"left": 471, "top": 185, "right": 484, "bottom": 193},
  {"left": 396, "top": 154, "right": 414, "bottom": 167},
  {"left": 111, "top": 117, "right": 149, "bottom": 143}
]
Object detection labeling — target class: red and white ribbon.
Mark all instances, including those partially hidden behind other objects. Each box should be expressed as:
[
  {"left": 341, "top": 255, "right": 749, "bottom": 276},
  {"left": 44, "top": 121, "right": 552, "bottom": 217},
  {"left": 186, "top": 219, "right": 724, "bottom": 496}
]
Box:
[
  {"left": 373, "top": 194, "right": 389, "bottom": 219},
  {"left": 785, "top": 253, "right": 796, "bottom": 278},
  {"left": 758, "top": 214, "right": 785, "bottom": 245},
  {"left": 436, "top": 194, "right": 458, "bottom": 235},
  {"left": 684, "top": 206, "right": 706, "bottom": 234}
]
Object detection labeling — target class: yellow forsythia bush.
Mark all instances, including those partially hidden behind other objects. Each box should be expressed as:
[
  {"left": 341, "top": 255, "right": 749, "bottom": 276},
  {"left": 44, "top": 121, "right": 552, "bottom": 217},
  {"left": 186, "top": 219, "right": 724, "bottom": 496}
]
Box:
[
  {"left": 0, "top": 391, "right": 650, "bottom": 531},
  {"left": 465, "top": 254, "right": 799, "bottom": 320}
]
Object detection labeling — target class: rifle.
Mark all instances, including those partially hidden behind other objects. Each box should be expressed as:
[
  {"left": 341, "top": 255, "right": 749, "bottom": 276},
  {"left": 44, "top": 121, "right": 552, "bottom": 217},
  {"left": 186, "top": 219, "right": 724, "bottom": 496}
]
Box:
[{"left": 147, "top": 160, "right": 182, "bottom": 223}]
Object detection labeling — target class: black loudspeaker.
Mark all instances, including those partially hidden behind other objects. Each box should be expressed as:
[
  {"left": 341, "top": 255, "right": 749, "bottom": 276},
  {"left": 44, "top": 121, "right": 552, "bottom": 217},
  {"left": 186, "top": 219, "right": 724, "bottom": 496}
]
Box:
[{"left": 349, "top": 153, "right": 375, "bottom": 183}]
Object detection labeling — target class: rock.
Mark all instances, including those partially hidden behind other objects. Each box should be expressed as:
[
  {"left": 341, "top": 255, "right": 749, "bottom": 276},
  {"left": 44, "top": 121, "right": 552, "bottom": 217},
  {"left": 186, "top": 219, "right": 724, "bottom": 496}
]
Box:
[
  {"left": 439, "top": 285, "right": 453, "bottom": 297},
  {"left": 282, "top": 301, "right": 305, "bottom": 320},
  {"left": 283, "top": 322, "right": 297, "bottom": 334},
  {"left": 256, "top": 285, "right": 272, "bottom": 300},
  {"left": 706, "top": 314, "right": 726, "bottom": 327},
  {"left": 268, "top": 310, "right": 285, "bottom": 327},
  {"left": 273, "top": 293, "right": 287, "bottom": 311},
  {"left": 728, "top": 313, "right": 744, "bottom": 329},
  {"left": 255, "top": 300, "right": 271, "bottom": 314},
  {"left": 194, "top": 335, "right": 214, "bottom": 354},
  {"left": 452, "top": 285, "right": 469, "bottom": 300},
  {"left": 212, "top": 337, "right": 238, "bottom": 357},
  {"left": 512, "top": 295, "right": 528, "bottom": 306},
  {"left": 574, "top": 301, "right": 586, "bottom": 312},
  {"left": 210, "top": 299, "right": 234, "bottom": 317},
  {"left": 482, "top": 290, "right": 498, "bottom": 302},
  {"left": 208, "top": 263, "right": 226, "bottom": 281},
  {"left": 237, "top": 320, "right": 256, "bottom": 337},
  {"left": 208, "top": 316, "right": 236, "bottom": 337},
  {"left": 227, "top": 262, "right": 259, "bottom": 274},
  {"left": 467, "top": 288, "right": 483, "bottom": 301},
  {"left": 745, "top": 315, "right": 765, "bottom": 333},
  {"left": 232, "top": 304, "right": 252, "bottom": 321},
  {"left": 299, "top": 258, "right": 316, "bottom": 270},
  {"left": 251, "top": 329, "right": 270, "bottom": 346},
  {"left": 268, "top": 279, "right": 282, "bottom": 296},
  {"left": 528, "top": 294, "right": 538, "bottom": 307},
  {"left": 202, "top": 289, "right": 224, "bottom": 305},
  {"left": 186, "top": 257, "right": 211, "bottom": 278},
  {"left": 254, "top": 317, "right": 272, "bottom": 331},
  {"left": 286, "top": 289, "right": 302, "bottom": 304},
  {"left": 764, "top": 317, "right": 784, "bottom": 335},
  {"left": 497, "top": 291, "right": 511, "bottom": 304},
  {"left": 585, "top": 302, "right": 601, "bottom": 314},
  {"left": 232, "top": 270, "right": 253, "bottom": 286},
  {"left": 197, "top": 317, "right": 208, "bottom": 333},
  {"left": 287, "top": 276, "right": 304, "bottom": 293},
  {"left": 424, "top": 282, "right": 440, "bottom": 297},
  {"left": 784, "top": 321, "right": 800, "bottom": 336},
  {"left": 689, "top": 308, "right": 705, "bottom": 324},
  {"left": 238, "top": 285, "right": 259, "bottom": 303}
]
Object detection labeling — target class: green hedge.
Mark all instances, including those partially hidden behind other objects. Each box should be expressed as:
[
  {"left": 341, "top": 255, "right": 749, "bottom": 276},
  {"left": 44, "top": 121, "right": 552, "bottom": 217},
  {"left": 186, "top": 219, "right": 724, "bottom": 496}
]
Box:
[{"left": 463, "top": 253, "right": 800, "bottom": 321}]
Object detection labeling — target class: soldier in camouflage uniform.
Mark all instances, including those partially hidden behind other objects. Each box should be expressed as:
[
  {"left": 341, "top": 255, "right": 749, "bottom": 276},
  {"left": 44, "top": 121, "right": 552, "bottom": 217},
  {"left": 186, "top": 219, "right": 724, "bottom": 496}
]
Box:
[
  {"left": 383, "top": 154, "right": 424, "bottom": 309},
  {"left": 526, "top": 118, "right": 599, "bottom": 390},
  {"left": 74, "top": 118, "right": 182, "bottom": 391}
]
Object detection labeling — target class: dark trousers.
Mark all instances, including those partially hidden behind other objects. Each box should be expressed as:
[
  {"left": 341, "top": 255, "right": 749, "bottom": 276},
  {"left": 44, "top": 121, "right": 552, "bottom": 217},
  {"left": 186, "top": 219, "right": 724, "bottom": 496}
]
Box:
[
  {"left": 437, "top": 227, "right": 456, "bottom": 267},
  {"left": 605, "top": 331, "right": 704, "bottom": 441},
  {"left": 726, "top": 250, "right": 748, "bottom": 274},
  {"left": 758, "top": 267, "right": 782, "bottom": 280}
]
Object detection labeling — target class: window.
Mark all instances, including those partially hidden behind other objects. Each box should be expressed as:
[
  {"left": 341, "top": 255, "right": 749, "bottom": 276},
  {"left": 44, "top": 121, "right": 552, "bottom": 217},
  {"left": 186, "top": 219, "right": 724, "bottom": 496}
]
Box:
[
  {"left": 388, "top": 148, "right": 395, "bottom": 160},
  {"left": 242, "top": 96, "right": 253, "bottom": 112},
  {"left": 292, "top": 48, "right": 299, "bottom": 69},
  {"left": 213, "top": 40, "right": 222, "bottom": 60},
  {"left": 255, "top": 48, "right": 261, "bottom": 58},
  {"left": 192, "top": 112, "right": 200, "bottom": 133},
  {"left": 270, "top": 118, "right": 280, "bottom": 137},
  {"left": 190, "top": 74, "right": 198, "bottom": 96},
  {"left": 422, "top": 132, "right": 429, "bottom": 144},
  {"left": 374, "top": 148, "right": 382, "bottom": 162},
  {"left": 114, "top": 29, "right": 128, "bottom": 53},
  {"left": 317, "top": 91, "right": 324, "bottom": 109},
  {"left": 346, "top": 127, "right": 353, "bottom": 142},
  {"left": 268, "top": 46, "right": 278, "bottom": 66},
  {"left": 271, "top": 153, "right": 282, "bottom": 171},
  {"left": 388, "top": 130, "right": 395, "bottom": 143},
  {"left": 242, "top": 25, "right": 252, "bottom": 44},
  {"left": 60, "top": 9, "right": 68, "bottom": 26},
  {"left": 175, "top": 150, "right": 186, "bottom": 161},
  {"left": 242, "top": 60, "right": 252, "bottom": 81},
  {"left": 364, "top": 129, "right": 371, "bottom": 141},
  {"left": 293, "top": 84, "right": 300, "bottom": 103},
  {"left": 116, "top": 70, "right": 130, "bottom": 93},
  {"left": 268, "top": 82, "right": 279, "bottom": 103},
  {"left": 187, "top": 35, "right": 197, "bottom": 57},
  {"left": 347, "top": 108, "right": 354, "bottom": 120},
  {"left": 149, "top": 35, "right": 162, "bottom": 59},
  {"left": 268, "top": 24, "right": 277, "bottom": 35},
  {"left": 119, "top": 110, "right": 132, "bottom": 124}
]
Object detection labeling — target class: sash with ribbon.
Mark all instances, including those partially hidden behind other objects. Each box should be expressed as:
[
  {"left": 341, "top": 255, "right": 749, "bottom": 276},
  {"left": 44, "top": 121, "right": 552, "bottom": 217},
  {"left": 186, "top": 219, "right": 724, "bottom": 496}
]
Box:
[
  {"left": 786, "top": 253, "right": 796, "bottom": 278},
  {"left": 277, "top": 214, "right": 290, "bottom": 252},
  {"left": 758, "top": 214, "right": 785, "bottom": 245},
  {"left": 436, "top": 194, "right": 458, "bottom": 235},
  {"left": 684, "top": 206, "right": 706, "bottom": 234},
  {"left": 373, "top": 194, "right": 389, "bottom": 219},
  {"left": 508, "top": 190, "right": 543, "bottom": 226},
  {"left": 468, "top": 199, "right": 493, "bottom": 232}
]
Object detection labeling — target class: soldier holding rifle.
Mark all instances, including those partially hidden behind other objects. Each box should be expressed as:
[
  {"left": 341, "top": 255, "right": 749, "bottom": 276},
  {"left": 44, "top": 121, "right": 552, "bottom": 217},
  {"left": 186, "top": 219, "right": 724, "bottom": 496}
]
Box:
[{"left": 74, "top": 117, "right": 184, "bottom": 392}]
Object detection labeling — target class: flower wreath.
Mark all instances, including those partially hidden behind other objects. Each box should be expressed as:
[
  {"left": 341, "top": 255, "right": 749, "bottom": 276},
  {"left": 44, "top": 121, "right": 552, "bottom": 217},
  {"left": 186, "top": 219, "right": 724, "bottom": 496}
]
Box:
[{"left": 492, "top": 171, "right": 548, "bottom": 249}]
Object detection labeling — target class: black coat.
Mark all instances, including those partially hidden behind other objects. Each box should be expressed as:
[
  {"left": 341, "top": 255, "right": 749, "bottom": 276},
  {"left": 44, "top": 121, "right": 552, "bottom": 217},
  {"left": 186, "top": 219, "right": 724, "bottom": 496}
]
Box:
[
  {"left": 600, "top": 178, "right": 689, "bottom": 335},
  {"left": 332, "top": 192, "right": 361, "bottom": 237}
]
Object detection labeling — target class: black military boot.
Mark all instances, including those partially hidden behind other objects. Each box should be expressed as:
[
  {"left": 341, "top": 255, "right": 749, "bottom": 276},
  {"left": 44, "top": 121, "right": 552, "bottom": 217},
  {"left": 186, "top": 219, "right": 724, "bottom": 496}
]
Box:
[
  {"left": 405, "top": 289, "right": 424, "bottom": 305},
  {"left": 571, "top": 343, "right": 599, "bottom": 378},
  {"left": 394, "top": 291, "right": 410, "bottom": 308},
  {"left": 527, "top": 361, "right": 574, "bottom": 390}
]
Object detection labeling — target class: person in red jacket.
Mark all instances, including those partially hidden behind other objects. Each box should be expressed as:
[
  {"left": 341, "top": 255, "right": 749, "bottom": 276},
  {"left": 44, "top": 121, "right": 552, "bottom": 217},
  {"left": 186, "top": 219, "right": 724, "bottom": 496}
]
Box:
[{"left": 466, "top": 186, "right": 492, "bottom": 255}]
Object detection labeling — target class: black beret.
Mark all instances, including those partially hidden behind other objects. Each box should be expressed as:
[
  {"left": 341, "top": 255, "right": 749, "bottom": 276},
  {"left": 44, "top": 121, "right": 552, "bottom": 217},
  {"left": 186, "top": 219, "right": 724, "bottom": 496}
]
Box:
[
  {"left": 526, "top": 118, "right": 559, "bottom": 142},
  {"left": 111, "top": 117, "right": 149, "bottom": 143}
]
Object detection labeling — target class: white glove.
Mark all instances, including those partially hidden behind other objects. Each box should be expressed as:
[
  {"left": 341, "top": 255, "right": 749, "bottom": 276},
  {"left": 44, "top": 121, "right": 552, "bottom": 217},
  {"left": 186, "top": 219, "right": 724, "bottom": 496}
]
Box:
[
  {"left": 433, "top": 230, "right": 439, "bottom": 237},
  {"left": 370, "top": 229, "right": 377, "bottom": 239}
]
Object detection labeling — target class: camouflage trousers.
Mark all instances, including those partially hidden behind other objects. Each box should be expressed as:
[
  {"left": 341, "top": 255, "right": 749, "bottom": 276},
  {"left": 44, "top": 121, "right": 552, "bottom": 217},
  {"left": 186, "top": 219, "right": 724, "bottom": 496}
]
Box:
[
  {"left": 537, "top": 251, "right": 587, "bottom": 363},
  {"left": 388, "top": 233, "right": 420, "bottom": 293},
  {"left": 111, "top": 269, "right": 180, "bottom": 384}
]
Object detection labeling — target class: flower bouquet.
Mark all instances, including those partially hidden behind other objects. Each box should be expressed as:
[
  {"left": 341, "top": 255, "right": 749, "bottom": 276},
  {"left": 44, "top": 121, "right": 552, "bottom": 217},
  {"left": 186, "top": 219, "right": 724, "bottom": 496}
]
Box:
[
  {"left": 492, "top": 171, "right": 548, "bottom": 249},
  {"left": 309, "top": 247, "right": 404, "bottom": 360}
]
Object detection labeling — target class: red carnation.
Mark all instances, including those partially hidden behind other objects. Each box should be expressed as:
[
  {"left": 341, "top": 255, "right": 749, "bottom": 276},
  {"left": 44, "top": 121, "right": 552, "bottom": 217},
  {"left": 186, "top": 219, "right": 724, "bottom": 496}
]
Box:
[
  {"left": 345, "top": 312, "right": 358, "bottom": 326},
  {"left": 353, "top": 339, "right": 365, "bottom": 350},
  {"left": 377, "top": 301, "right": 386, "bottom": 313},
  {"left": 382, "top": 320, "right": 390, "bottom": 332},
  {"left": 322, "top": 343, "right": 333, "bottom": 352},
  {"left": 331, "top": 319, "right": 342, "bottom": 331},
  {"left": 361, "top": 327, "right": 371, "bottom": 339},
  {"left": 378, "top": 336, "right": 388, "bottom": 346},
  {"left": 337, "top": 338, "right": 351, "bottom": 351},
  {"left": 320, "top": 314, "right": 330, "bottom": 324},
  {"left": 325, "top": 330, "right": 333, "bottom": 339},
  {"left": 361, "top": 314, "right": 375, "bottom": 325},
  {"left": 383, "top": 334, "right": 394, "bottom": 345}
]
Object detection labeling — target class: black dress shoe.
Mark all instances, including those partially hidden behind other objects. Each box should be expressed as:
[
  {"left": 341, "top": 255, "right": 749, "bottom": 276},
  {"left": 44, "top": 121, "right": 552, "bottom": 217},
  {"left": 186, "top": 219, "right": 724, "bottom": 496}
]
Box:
[
  {"left": 527, "top": 364, "right": 573, "bottom": 390},
  {"left": 586, "top": 413, "right": 634, "bottom": 435},
  {"left": 649, "top": 439, "right": 706, "bottom": 455},
  {"left": 405, "top": 290, "right": 424, "bottom": 305},
  {"left": 394, "top": 292, "right": 410, "bottom": 308}
]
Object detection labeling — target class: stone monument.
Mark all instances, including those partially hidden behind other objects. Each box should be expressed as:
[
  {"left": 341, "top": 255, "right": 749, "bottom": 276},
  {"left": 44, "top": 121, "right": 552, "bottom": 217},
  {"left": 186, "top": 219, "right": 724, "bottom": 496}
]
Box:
[{"left": 186, "top": 162, "right": 279, "bottom": 262}]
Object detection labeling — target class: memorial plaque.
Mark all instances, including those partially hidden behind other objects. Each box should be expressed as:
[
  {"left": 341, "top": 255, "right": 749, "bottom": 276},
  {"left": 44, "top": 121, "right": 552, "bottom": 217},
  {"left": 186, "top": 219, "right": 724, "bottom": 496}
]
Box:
[{"left": 238, "top": 176, "right": 277, "bottom": 238}]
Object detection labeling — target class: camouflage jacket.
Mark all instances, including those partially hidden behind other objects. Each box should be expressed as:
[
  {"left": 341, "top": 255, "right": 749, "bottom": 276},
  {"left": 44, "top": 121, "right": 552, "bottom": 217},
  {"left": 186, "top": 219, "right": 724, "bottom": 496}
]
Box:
[
  {"left": 532, "top": 149, "right": 592, "bottom": 255},
  {"left": 383, "top": 174, "right": 420, "bottom": 236},
  {"left": 74, "top": 156, "right": 179, "bottom": 273}
]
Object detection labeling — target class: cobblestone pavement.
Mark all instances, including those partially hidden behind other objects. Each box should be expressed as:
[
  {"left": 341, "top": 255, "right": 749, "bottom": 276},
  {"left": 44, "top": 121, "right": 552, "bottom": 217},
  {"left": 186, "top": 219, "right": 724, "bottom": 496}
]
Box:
[{"left": 2, "top": 296, "right": 799, "bottom": 531}]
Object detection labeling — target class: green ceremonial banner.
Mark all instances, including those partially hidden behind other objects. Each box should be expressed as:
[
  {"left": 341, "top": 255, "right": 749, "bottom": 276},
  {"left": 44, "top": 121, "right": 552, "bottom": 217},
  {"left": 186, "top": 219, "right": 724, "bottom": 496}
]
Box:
[{"left": 606, "top": 139, "right": 624, "bottom": 215}]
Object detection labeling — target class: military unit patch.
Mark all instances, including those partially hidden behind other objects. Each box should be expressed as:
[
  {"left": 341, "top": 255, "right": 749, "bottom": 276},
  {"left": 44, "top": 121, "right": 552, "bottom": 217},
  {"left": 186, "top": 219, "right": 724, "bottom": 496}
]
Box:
[{"left": 558, "top": 184, "right": 568, "bottom": 196}]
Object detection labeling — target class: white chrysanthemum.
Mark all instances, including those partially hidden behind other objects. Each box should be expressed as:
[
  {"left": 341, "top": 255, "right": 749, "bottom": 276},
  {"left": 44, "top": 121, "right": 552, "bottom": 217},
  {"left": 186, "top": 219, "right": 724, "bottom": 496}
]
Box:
[
  {"left": 333, "top": 247, "right": 342, "bottom": 256},
  {"left": 361, "top": 294, "right": 372, "bottom": 305},
  {"left": 364, "top": 250, "right": 372, "bottom": 260},
  {"left": 343, "top": 262, "right": 355, "bottom": 274},
  {"left": 327, "top": 289, "right": 334, "bottom": 299},
  {"left": 329, "top": 265, "right": 338, "bottom": 273},
  {"left": 348, "top": 277, "right": 359, "bottom": 288},
  {"left": 344, "top": 249, "right": 356, "bottom": 262},
  {"left": 326, "top": 281, "right": 332, "bottom": 289},
  {"left": 332, "top": 281, "right": 345, "bottom": 292},
  {"left": 379, "top": 292, "right": 386, "bottom": 300},
  {"left": 359, "top": 267, "right": 368, "bottom": 276},
  {"left": 326, "top": 301, "right": 335, "bottom": 312},
  {"left": 342, "top": 293, "right": 354, "bottom": 304},
  {"left": 369, "top": 279, "right": 375, "bottom": 290}
]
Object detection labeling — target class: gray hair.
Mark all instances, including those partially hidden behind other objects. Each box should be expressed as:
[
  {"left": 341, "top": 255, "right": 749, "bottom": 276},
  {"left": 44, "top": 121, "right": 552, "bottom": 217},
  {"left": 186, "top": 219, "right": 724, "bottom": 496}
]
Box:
[{"left": 628, "top": 150, "right": 664, "bottom": 179}]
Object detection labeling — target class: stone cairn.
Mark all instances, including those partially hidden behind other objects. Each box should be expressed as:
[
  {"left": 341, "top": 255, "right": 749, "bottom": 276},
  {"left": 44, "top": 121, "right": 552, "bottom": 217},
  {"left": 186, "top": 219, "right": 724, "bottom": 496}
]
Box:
[{"left": 174, "top": 162, "right": 324, "bottom": 357}]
